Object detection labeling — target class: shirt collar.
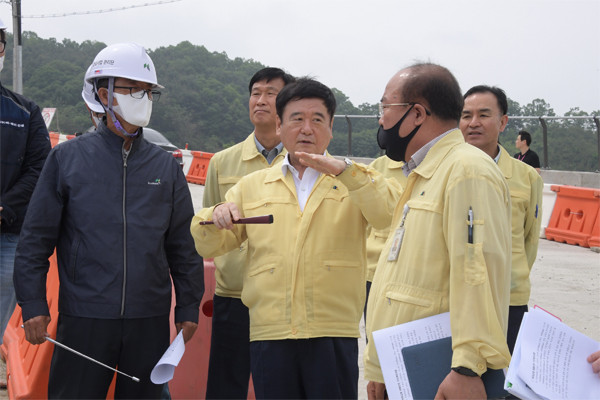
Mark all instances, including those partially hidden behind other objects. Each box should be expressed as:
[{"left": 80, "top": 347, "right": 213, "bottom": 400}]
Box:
[
  {"left": 281, "top": 152, "right": 325, "bottom": 177},
  {"left": 493, "top": 145, "right": 501, "bottom": 164},
  {"left": 254, "top": 136, "right": 284, "bottom": 165},
  {"left": 402, "top": 128, "right": 454, "bottom": 176}
]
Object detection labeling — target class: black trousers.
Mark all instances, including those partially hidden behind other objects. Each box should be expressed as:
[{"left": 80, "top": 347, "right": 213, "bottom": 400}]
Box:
[
  {"left": 507, "top": 305, "right": 528, "bottom": 354},
  {"left": 48, "top": 313, "right": 170, "bottom": 399},
  {"left": 250, "top": 337, "right": 358, "bottom": 399},
  {"left": 205, "top": 294, "right": 251, "bottom": 399}
]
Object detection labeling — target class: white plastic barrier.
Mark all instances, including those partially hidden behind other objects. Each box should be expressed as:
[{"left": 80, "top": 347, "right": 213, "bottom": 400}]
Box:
[
  {"left": 181, "top": 149, "right": 194, "bottom": 176},
  {"left": 541, "top": 183, "right": 558, "bottom": 238}
]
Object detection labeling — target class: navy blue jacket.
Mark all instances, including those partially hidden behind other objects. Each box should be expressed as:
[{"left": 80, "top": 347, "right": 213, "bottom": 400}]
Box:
[
  {"left": 14, "top": 123, "right": 204, "bottom": 323},
  {"left": 0, "top": 83, "right": 51, "bottom": 234}
]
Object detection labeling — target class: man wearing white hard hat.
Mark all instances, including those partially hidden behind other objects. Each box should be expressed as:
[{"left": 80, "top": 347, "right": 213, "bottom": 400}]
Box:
[
  {"left": 14, "top": 42, "right": 204, "bottom": 398},
  {"left": 0, "top": 17, "right": 51, "bottom": 389}
]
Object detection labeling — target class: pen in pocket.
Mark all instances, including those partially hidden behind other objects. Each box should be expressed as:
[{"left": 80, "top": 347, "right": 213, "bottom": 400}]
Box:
[{"left": 468, "top": 206, "right": 474, "bottom": 244}]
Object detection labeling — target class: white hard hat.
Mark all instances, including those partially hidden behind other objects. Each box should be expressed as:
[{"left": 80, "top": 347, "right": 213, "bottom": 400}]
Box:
[
  {"left": 81, "top": 80, "right": 105, "bottom": 113},
  {"left": 86, "top": 42, "right": 163, "bottom": 88},
  {"left": 0, "top": 18, "right": 7, "bottom": 30},
  {"left": 82, "top": 64, "right": 106, "bottom": 113}
]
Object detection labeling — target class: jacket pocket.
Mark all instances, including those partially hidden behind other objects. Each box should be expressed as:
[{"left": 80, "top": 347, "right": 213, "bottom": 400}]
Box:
[
  {"left": 464, "top": 243, "right": 486, "bottom": 286},
  {"left": 381, "top": 283, "right": 444, "bottom": 322},
  {"left": 243, "top": 261, "right": 287, "bottom": 325},
  {"left": 313, "top": 259, "right": 363, "bottom": 322}
]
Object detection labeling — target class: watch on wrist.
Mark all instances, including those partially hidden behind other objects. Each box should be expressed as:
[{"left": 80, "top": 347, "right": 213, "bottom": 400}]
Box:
[
  {"left": 451, "top": 366, "right": 478, "bottom": 377},
  {"left": 337, "top": 157, "right": 353, "bottom": 176}
]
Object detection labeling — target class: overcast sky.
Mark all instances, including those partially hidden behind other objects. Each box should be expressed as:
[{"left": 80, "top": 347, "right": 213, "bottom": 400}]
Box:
[{"left": 0, "top": 0, "right": 598, "bottom": 115}]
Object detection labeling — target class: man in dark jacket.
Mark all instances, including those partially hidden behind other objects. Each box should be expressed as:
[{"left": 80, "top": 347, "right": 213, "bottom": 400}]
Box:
[
  {"left": 0, "top": 17, "right": 51, "bottom": 357},
  {"left": 14, "top": 42, "right": 204, "bottom": 399}
]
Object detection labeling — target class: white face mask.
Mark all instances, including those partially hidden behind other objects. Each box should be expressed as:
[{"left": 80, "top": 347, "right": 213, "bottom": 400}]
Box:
[
  {"left": 0, "top": 56, "right": 4, "bottom": 73},
  {"left": 112, "top": 92, "right": 152, "bottom": 127}
]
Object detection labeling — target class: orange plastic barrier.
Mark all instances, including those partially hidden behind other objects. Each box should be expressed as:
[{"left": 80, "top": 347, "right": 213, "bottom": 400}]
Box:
[
  {"left": 545, "top": 185, "right": 600, "bottom": 247},
  {"left": 186, "top": 151, "right": 214, "bottom": 185},
  {"left": 167, "top": 259, "right": 214, "bottom": 398},
  {"left": 587, "top": 190, "right": 600, "bottom": 249},
  {"left": 167, "top": 259, "right": 255, "bottom": 399},
  {"left": 48, "top": 132, "right": 60, "bottom": 148}
]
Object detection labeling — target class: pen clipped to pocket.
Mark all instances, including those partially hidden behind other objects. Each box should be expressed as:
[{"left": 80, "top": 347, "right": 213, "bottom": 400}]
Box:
[{"left": 467, "top": 206, "right": 474, "bottom": 244}]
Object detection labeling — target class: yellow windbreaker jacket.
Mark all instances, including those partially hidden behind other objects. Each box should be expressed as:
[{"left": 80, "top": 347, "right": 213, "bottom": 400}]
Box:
[
  {"left": 497, "top": 146, "right": 543, "bottom": 305},
  {"left": 202, "top": 132, "right": 286, "bottom": 297},
  {"left": 365, "top": 129, "right": 512, "bottom": 381},
  {"left": 192, "top": 159, "right": 401, "bottom": 341},
  {"left": 366, "top": 156, "right": 407, "bottom": 282}
]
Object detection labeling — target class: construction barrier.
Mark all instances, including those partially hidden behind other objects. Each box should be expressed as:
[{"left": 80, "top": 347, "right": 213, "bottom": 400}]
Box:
[
  {"left": 545, "top": 185, "right": 600, "bottom": 247},
  {"left": 1, "top": 251, "right": 60, "bottom": 399},
  {"left": 587, "top": 190, "right": 600, "bottom": 251},
  {"left": 181, "top": 149, "right": 194, "bottom": 177},
  {"left": 166, "top": 259, "right": 255, "bottom": 399},
  {"left": 48, "top": 132, "right": 60, "bottom": 148},
  {"left": 166, "top": 259, "right": 214, "bottom": 398},
  {"left": 186, "top": 151, "right": 214, "bottom": 185},
  {"left": 540, "top": 183, "right": 557, "bottom": 239},
  {"left": 48, "top": 133, "right": 76, "bottom": 149}
]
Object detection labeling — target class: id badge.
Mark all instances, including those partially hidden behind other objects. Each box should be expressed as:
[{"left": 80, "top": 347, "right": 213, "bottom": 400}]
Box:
[{"left": 387, "top": 227, "right": 405, "bottom": 261}]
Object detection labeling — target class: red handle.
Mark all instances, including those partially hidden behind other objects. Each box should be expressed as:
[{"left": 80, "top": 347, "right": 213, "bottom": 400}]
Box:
[{"left": 199, "top": 214, "right": 274, "bottom": 225}]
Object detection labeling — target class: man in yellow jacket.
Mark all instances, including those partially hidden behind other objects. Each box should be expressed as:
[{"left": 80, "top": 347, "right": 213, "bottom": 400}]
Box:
[
  {"left": 460, "top": 85, "right": 543, "bottom": 354},
  {"left": 192, "top": 78, "right": 401, "bottom": 398},
  {"left": 365, "top": 63, "right": 512, "bottom": 399},
  {"left": 202, "top": 67, "right": 294, "bottom": 398}
]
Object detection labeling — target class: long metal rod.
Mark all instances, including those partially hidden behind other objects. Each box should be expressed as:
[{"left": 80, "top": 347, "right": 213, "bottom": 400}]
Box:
[
  {"left": 45, "top": 337, "right": 140, "bottom": 382},
  {"left": 19, "top": 325, "right": 142, "bottom": 383}
]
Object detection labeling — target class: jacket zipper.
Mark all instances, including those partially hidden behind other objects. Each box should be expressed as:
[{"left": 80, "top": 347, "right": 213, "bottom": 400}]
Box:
[{"left": 121, "top": 145, "right": 130, "bottom": 317}]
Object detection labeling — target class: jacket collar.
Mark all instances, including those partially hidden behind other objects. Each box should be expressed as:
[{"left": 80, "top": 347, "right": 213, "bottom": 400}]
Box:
[
  {"left": 411, "top": 128, "right": 464, "bottom": 180},
  {"left": 496, "top": 145, "right": 513, "bottom": 179},
  {"left": 96, "top": 121, "right": 146, "bottom": 155}
]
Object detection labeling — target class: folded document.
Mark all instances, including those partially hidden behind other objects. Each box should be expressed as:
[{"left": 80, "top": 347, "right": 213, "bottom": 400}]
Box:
[{"left": 505, "top": 306, "right": 600, "bottom": 399}]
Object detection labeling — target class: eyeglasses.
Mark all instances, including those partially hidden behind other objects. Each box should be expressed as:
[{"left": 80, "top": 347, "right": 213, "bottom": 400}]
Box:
[
  {"left": 378, "top": 102, "right": 411, "bottom": 115},
  {"left": 113, "top": 86, "right": 161, "bottom": 102},
  {"left": 0, "top": 40, "right": 6, "bottom": 53}
]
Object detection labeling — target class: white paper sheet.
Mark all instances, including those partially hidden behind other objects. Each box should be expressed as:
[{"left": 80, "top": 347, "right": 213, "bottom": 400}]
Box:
[
  {"left": 150, "top": 330, "right": 186, "bottom": 384},
  {"left": 506, "top": 307, "right": 600, "bottom": 399},
  {"left": 519, "top": 308, "right": 600, "bottom": 399},
  {"left": 372, "top": 312, "right": 451, "bottom": 399},
  {"left": 504, "top": 311, "right": 547, "bottom": 400}
]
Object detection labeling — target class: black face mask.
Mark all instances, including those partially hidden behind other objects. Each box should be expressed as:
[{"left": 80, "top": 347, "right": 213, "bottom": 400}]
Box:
[{"left": 377, "top": 104, "right": 422, "bottom": 162}]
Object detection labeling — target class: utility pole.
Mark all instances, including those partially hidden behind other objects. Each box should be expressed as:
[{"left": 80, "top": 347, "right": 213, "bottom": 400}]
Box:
[{"left": 11, "top": 0, "right": 22, "bottom": 94}]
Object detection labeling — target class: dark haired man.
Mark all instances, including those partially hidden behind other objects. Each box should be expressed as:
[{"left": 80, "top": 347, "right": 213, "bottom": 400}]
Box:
[
  {"left": 0, "top": 19, "right": 51, "bottom": 386},
  {"left": 202, "top": 67, "right": 294, "bottom": 399},
  {"left": 192, "top": 78, "right": 400, "bottom": 398},
  {"left": 515, "top": 130, "right": 541, "bottom": 173},
  {"left": 461, "top": 85, "right": 543, "bottom": 355},
  {"left": 365, "top": 64, "right": 512, "bottom": 399}
]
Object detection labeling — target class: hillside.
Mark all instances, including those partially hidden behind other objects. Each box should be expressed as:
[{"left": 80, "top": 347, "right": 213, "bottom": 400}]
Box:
[{"left": 1, "top": 32, "right": 598, "bottom": 170}]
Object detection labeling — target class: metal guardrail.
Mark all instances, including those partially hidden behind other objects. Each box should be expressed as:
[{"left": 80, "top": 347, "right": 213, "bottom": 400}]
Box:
[{"left": 333, "top": 114, "right": 600, "bottom": 172}]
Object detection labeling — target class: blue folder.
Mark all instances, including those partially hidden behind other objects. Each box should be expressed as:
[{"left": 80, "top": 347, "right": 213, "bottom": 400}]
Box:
[{"left": 401, "top": 337, "right": 508, "bottom": 399}]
